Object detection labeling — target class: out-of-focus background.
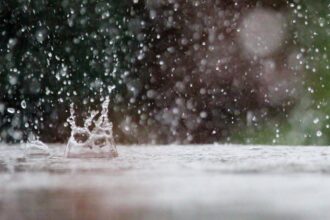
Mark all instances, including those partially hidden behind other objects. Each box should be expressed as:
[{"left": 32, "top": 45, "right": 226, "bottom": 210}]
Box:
[{"left": 0, "top": 0, "right": 329, "bottom": 145}]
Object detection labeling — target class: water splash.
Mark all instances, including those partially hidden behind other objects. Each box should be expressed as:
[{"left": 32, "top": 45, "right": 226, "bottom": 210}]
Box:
[
  {"left": 25, "top": 135, "right": 50, "bottom": 156},
  {"left": 65, "top": 97, "right": 118, "bottom": 158}
]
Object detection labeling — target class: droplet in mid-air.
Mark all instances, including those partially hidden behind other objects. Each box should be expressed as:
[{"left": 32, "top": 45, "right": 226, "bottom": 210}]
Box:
[
  {"left": 7, "top": 108, "right": 15, "bottom": 114},
  {"left": 21, "top": 100, "right": 27, "bottom": 109}
]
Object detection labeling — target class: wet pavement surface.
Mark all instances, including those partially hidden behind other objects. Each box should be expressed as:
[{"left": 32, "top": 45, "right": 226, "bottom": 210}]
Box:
[{"left": 1, "top": 144, "right": 330, "bottom": 220}]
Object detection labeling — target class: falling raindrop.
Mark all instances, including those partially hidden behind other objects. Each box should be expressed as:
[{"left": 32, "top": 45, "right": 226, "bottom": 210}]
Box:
[
  {"left": 7, "top": 108, "right": 15, "bottom": 114},
  {"left": 21, "top": 100, "right": 27, "bottom": 109}
]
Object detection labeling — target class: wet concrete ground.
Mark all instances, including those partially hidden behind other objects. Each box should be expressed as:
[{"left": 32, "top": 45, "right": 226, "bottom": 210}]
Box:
[{"left": 1, "top": 145, "right": 330, "bottom": 220}]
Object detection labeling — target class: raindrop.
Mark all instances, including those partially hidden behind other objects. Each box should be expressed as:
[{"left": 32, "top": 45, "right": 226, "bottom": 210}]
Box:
[
  {"left": 35, "top": 30, "right": 47, "bottom": 43},
  {"left": 21, "top": 100, "right": 27, "bottom": 109},
  {"left": 7, "top": 108, "right": 15, "bottom": 114},
  {"left": 200, "top": 111, "right": 207, "bottom": 118}
]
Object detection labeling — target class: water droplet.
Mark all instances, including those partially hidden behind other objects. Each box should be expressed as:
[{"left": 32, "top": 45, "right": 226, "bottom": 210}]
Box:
[
  {"left": 21, "top": 100, "right": 27, "bottom": 109},
  {"left": 7, "top": 108, "right": 15, "bottom": 114},
  {"left": 35, "top": 30, "right": 47, "bottom": 43},
  {"left": 200, "top": 111, "right": 207, "bottom": 118},
  {"left": 316, "top": 131, "right": 322, "bottom": 137}
]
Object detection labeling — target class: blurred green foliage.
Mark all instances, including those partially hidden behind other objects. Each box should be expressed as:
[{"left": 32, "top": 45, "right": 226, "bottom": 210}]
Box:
[{"left": 232, "top": 0, "right": 330, "bottom": 145}]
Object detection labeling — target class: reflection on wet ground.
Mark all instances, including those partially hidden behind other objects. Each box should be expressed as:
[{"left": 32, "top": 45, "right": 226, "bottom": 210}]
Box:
[{"left": 1, "top": 145, "right": 330, "bottom": 220}]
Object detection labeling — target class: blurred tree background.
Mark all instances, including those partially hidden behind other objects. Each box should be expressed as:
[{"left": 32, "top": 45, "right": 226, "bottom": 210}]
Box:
[
  {"left": 0, "top": 0, "right": 329, "bottom": 145},
  {"left": 233, "top": 0, "right": 330, "bottom": 145}
]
